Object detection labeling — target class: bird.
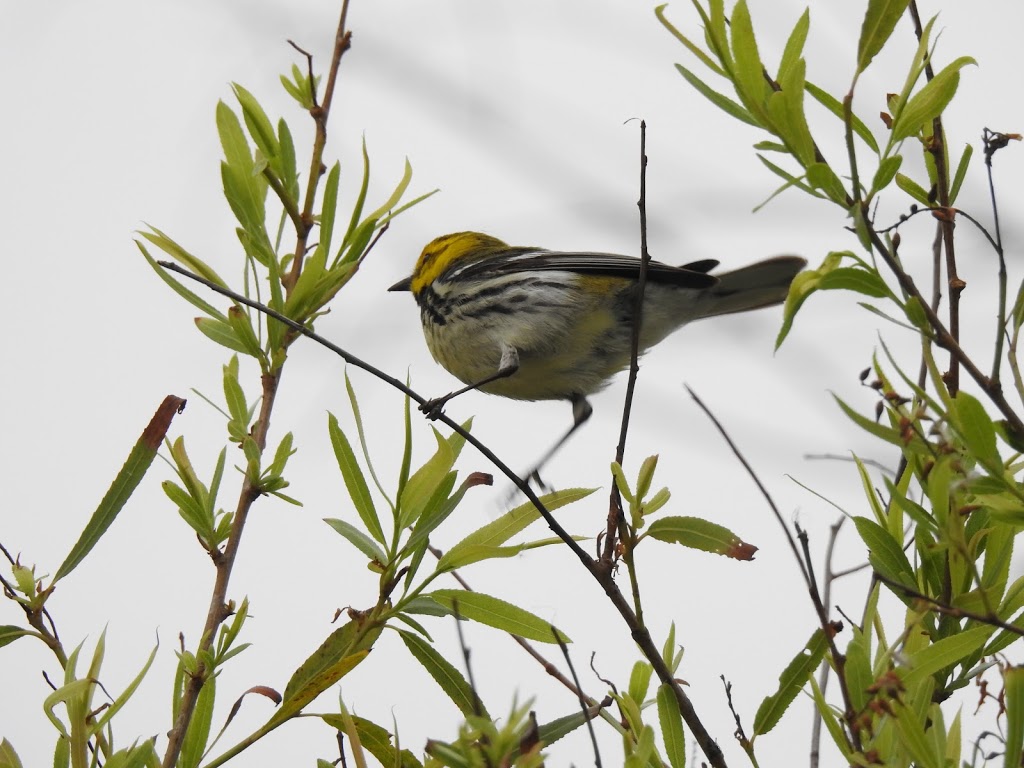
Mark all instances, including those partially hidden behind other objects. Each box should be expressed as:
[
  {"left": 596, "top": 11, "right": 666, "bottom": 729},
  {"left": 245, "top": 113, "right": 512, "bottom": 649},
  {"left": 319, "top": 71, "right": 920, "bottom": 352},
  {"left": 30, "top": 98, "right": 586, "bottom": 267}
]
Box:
[{"left": 390, "top": 231, "right": 806, "bottom": 483}]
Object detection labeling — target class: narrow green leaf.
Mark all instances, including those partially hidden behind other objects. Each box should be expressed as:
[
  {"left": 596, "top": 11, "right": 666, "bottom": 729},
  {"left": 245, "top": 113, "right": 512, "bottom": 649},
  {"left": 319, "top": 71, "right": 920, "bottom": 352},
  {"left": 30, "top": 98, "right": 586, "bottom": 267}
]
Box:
[
  {"left": 317, "top": 163, "right": 341, "bottom": 264},
  {"left": 674, "top": 64, "right": 759, "bottom": 127},
  {"left": 194, "top": 318, "right": 251, "bottom": 354},
  {"left": 950, "top": 391, "right": 1000, "bottom": 469},
  {"left": 0, "top": 739, "right": 23, "bottom": 768},
  {"left": 819, "top": 267, "right": 892, "bottom": 298},
  {"left": 397, "top": 430, "right": 455, "bottom": 529},
  {"left": 399, "top": 631, "right": 488, "bottom": 718},
  {"left": 0, "top": 625, "right": 34, "bottom": 651},
  {"left": 753, "top": 629, "right": 827, "bottom": 735},
  {"left": 655, "top": 4, "right": 726, "bottom": 76},
  {"left": 320, "top": 715, "right": 423, "bottom": 768},
  {"left": 805, "top": 82, "right": 879, "bottom": 153},
  {"left": 893, "top": 699, "right": 938, "bottom": 768},
  {"left": 89, "top": 642, "right": 159, "bottom": 737},
  {"left": 646, "top": 516, "right": 757, "bottom": 560},
  {"left": 533, "top": 709, "right": 594, "bottom": 750},
  {"left": 138, "top": 228, "right": 229, "bottom": 289},
  {"left": 138, "top": 243, "right": 226, "bottom": 320},
  {"left": 777, "top": 9, "right": 809, "bottom": 85},
  {"left": 852, "top": 516, "right": 915, "bottom": 590},
  {"left": 892, "top": 58, "right": 976, "bottom": 141},
  {"left": 55, "top": 397, "right": 185, "bottom": 581},
  {"left": 948, "top": 144, "right": 973, "bottom": 203},
  {"left": 857, "top": 0, "right": 912, "bottom": 73},
  {"left": 428, "top": 590, "right": 570, "bottom": 644},
  {"left": 729, "top": 0, "right": 767, "bottom": 117},
  {"left": 273, "top": 620, "right": 381, "bottom": 726},
  {"left": 324, "top": 518, "right": 387, "bottom": 565},
  {"left": 657, "top": 685, "right": 686, "bottom": 768},
  {"left": 833, "top": 394, "right": 903, "bottom": 447},
  {"left": 805, "top": 162, "right": 848, "bottom": 204},
  {"left": 1005, "top": 666, "right": 1024, "bottom": 768},
  {"left": 439, "top": 487, "right": 593, "bottom": 569},
  {"left": 232, "top": 84, "right": 279, "bottom": 162},
  {"left": 870, "top": 155, "right": 903, "bottom": 195},
  {"left": 902, "top": 626, "right": 992, "bottom": 687},
  {"left": 844, "top": 629, "right": 872, "bottom": 712},
  {"left": 894, "top": 172, "right": 931, "bottom": 205},
  {"left": 328, "top": 413, "right": 385, "bottom": 545}
]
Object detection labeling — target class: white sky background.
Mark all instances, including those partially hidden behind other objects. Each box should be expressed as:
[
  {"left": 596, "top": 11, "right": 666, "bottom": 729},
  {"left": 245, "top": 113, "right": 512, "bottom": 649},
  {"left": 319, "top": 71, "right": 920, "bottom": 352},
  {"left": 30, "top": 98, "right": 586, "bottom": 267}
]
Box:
[{"left": 2, "top": 1, "right": 1023, "bottom": 766}]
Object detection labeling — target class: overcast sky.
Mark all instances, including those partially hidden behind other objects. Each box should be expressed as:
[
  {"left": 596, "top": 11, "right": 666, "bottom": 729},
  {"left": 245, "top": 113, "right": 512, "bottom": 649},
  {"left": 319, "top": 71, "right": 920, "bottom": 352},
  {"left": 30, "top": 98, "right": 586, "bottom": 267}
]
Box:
[{"left": 2, "top": 1, "right": 1023, "bottom": 766}]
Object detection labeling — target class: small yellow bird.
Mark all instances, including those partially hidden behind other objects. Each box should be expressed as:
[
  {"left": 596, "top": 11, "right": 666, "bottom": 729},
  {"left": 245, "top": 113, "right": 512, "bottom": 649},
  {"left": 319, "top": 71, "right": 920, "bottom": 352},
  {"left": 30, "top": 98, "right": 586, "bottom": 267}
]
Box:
[{"left": 390, "top": 232, "right": 805, "bottom": 479}]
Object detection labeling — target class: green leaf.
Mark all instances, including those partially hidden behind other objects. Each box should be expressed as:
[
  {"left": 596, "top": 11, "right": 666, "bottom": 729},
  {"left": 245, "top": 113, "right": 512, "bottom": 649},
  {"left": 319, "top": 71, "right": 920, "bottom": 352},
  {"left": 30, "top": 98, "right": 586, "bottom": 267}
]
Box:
[
  {"left": 949, "top": 391, "right": 1000, "bottom": 469},
  {"left": 0, "top": 738, "right": 23, "bottom": 768},
  {"left": 892, "top": 700, "right": 939, "bottom": 768},
  {"left": 1005, "top": 666, "right": 1024, "bottom": 768},
  {"left": 327, "top": 413, "right": 385, "bottom": 545},
  {"left": 55, "top": 397, "right": 184, "bottom": 582},
  {"left": 398, "top": 430, "right": 455, "bottom": 529},
  {"left": 427, "top": 590, "right": 570, "bottom": 644},
  {"left": 232, "top": 83, "right": 279, "bottom": 162},
  {"left": 729, "top": 0, "right": 768, "bottom": 118},
  {"left": 891, "top": 57, "right": 976, "bottom": 141},
  {"left": 775, "top": 253, "right": 842, "bottom": 348},
  {"left": 819, "top": 267, "right": 892, "bottom": 298},
  {"left": 805, "top": 162, "right": 847, "bottom": 204},
  {"left": 439, "top": 488, "right": 593, "bottom": 570},
  {"left": 853, "top": 516, "right": 915, "bottom": 591},
  {"left": 894, "top": 172, "right": 931, "bottom": 205},
  {"left": 805, "top": 82, "right": 879, "bottom": 153},
  {"left": 902, "top": 626, "right": 993, "bottom": 687},
  {"left": 273, "top": 620, "right": 381, "bottom": 726},
  {"left": 948, "top": 144, "right": 973, "bottom": 203},
  {"left": 628, "top": 661, "right": 653, "bottom": 705},
  {"left": 194, "top": 318, "right": 251, "bottom": 355},
  {"left": 777, "top": 9, "right": 809, "bottom": 85},
  {"left": 674, "top": 64, "right": 758, "bottom": 127},
  {"left": 399, "top": 631, "right": 488, "bottom": 718},
  {"left": 870, "top": 155, "right": 903, "bottom": 195},
  {"left": 754, "top": 629, "right": 827, "bottom": 735},
  {"left": 857, "top": 0, "right": 912, "bottom": 74},
  {"left": 646, "top": 516, "right": 757, "bottom": 560},
  {"left": 833, "top": 394, "right": 903, "bottom": 447},
  {"left": 769, "top": 60, "right": 816, "bottom": 168},
  {"left": 0, "top": 626, "right": 33, "bottom": 649},
  {"left": 655, "top": 4, "right": 726, "bottom": 77},
  {"left": 656, "top": 685, "right": 686, "bottom": 768},
  {"left": 844, "top": 629, "right": 872, "bottom": 712},
  {"left": 324, "top": 518, "right": 387, "bottom": 566},
  {"left": 320, "top": 715, "right": 422, "bottom": 768}
]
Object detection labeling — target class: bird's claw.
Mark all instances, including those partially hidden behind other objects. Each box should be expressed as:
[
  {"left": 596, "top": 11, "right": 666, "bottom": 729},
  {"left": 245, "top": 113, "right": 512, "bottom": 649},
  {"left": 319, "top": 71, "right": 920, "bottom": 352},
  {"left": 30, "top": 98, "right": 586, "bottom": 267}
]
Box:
[{"left": 419, "top": 396, "right": 448, "bottom": 420}]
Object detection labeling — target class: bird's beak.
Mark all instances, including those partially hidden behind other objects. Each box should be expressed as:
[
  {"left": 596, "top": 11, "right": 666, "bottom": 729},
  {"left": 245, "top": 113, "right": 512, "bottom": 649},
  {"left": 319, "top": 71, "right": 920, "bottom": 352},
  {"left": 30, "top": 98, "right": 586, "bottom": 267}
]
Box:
[{"left": 388, "top": 275, "right": 413, "bottom": 292}]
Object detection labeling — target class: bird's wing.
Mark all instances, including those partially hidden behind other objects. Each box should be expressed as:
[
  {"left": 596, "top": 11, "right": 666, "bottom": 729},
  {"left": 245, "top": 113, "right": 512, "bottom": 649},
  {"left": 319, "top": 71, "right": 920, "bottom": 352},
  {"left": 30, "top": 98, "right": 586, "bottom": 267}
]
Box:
[{"left": 451, "top": 248, "right": 719, "bottom": 289}]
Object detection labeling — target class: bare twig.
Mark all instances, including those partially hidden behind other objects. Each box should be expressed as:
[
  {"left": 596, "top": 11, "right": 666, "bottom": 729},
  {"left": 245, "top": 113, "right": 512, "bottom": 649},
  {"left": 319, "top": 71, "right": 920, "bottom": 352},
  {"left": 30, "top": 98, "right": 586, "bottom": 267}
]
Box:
[
  {"left": 908, "top": 0, "right": 962, "bottom": 395},
  {"left": 688, "top": 388, "right": 860, "bottom": 753},
  {"left": 555, "top": 631, "right": 603, "bottom": 768}
]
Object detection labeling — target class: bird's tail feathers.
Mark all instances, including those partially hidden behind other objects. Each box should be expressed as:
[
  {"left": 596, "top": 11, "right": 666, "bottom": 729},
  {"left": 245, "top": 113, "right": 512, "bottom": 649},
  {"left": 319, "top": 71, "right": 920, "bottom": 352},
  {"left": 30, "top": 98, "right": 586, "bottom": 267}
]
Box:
[{"left": 696, "top": 255, "right": 806, "bottom": 318}]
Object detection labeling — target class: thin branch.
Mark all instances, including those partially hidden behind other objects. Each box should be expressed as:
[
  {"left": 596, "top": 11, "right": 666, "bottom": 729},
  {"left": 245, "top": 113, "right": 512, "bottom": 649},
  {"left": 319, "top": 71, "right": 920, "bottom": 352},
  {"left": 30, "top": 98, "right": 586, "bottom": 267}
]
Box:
[
  {"left": 688, "top": 388, "right": 860, "bottom": 753},
  {"left": 284, "top": 0, "right": 353, "bottom": 292},
  {"left": 875, "top": 572, "right": 1024, "bottom": 637},
  {"left": 908, "top": 0, "right": 962, "bottom": 395},
  {"left": 982, "top": 128, "right": 1013, "bottom": 386},
  {"left": 604, "top": 119, "right": 651, "bottom": 569},
  {"left": 555, "top": 631, "right": 603, "bottom": 768}
]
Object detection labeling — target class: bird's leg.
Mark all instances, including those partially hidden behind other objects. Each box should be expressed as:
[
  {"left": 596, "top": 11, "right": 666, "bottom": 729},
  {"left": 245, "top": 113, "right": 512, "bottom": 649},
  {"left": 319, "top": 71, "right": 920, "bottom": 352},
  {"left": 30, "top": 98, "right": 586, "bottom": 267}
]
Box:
[
  {"left": 420, "top": 343, "right": 520, "bottom": 419},
  {"left": 522, "top": 393, "right": 593, "bottom": 488}
]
